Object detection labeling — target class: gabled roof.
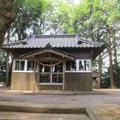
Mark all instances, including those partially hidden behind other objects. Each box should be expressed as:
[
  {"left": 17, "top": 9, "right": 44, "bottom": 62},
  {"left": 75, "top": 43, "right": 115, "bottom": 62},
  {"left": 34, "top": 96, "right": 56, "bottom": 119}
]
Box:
[
  {"left": 21, "top": 48, "right": 75, "bottom": 60},
  {"left": 3, "top": 35, "right": 105, "bottom": 49}
]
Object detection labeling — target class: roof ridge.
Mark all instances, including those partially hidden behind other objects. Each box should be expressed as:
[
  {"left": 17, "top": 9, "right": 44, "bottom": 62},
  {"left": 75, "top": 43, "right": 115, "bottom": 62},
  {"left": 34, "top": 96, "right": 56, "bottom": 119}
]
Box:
[
  {"left": 34, "top": 34, "right": 76, "bottom": 38},
  {"left": 3, "top": 39, "right": 28, "bottom": 46}
]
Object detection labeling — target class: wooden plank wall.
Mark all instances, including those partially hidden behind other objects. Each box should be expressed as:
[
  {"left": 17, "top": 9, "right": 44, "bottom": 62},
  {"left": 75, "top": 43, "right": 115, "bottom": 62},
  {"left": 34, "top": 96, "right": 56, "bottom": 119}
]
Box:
[
  {"left": 39, "top": 85, "right": 62, "bottom": 90},
  {"left": 11, "top": 72, "right": 92, "bottom": 91},
  {"left": 11, "top": 72, "right": 39, "bottom": 92},
  {"left": 65, "top": 72, "right": 93, "bottom": 91}
]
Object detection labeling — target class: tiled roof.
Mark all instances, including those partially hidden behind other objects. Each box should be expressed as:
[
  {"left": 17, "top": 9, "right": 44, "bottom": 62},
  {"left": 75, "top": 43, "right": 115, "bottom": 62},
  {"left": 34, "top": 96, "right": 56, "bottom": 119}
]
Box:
[{"left": 3, "top": 35, "right": 105, "bottom": 49}]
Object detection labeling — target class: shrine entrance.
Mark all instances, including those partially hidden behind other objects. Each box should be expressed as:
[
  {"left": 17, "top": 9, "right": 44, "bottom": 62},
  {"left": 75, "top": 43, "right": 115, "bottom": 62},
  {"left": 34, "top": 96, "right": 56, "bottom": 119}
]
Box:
[
  {"left": 21, "top": 48, "right": 74, "bottom": 90},
  {"left": 39, "top": 61, "right": 63, "bottom": 85}
]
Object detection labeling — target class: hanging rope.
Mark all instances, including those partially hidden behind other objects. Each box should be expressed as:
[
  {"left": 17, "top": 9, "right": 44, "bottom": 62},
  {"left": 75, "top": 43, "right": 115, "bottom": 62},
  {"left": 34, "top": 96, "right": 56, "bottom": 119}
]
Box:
[{"left": 34, "top": 59, "right": 63, "bottom": 67}]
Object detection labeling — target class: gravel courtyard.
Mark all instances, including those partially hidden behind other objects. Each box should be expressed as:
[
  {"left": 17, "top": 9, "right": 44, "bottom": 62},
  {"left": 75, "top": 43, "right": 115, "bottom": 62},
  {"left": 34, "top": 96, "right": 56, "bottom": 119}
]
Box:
[
  {"left": 0, "top": 88, "right": 120, "bottom": 107},
  {"left": 0, "top": 88, "right": 120, "bottom": 120}
]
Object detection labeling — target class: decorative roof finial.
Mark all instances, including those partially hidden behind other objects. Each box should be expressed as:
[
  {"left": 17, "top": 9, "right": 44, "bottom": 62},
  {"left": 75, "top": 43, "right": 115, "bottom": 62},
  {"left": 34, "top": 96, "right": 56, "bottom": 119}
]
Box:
[
  {"left": 46, "top": 43, "right": 52, "bottom": 48},
  {"left": 75, "top": 34, "right": 80, "bottom": 43}
]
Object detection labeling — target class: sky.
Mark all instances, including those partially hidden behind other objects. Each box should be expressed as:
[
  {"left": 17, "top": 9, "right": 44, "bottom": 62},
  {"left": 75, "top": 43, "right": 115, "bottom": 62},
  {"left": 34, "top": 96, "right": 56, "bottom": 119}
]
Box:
[{"left": 73, "top": 0, "right": 80, "bottom": 4}]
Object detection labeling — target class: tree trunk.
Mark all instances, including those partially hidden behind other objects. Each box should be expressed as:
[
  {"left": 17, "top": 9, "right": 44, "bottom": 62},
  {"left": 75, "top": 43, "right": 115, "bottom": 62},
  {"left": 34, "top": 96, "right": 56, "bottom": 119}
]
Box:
[
  {"left": 98, "top": 54, "right": 103, "bottom": 88},
  {"left": 0, "top": 0, "right": 15, "bottom": 47},
  {"left": 108, "top": 32, "right": 115, "bottom": 88},
  {"left": 5, "top": 53, "right": 10, "bottom": 86},
  {"left": 114, "top": 45, "right": 118, "bottom": 66},
  {"left": 5, "top": 29, "right": 10, "bottom": 86},
  {"left": 113, "top": 30, "right": 118, "bottom": 69}
]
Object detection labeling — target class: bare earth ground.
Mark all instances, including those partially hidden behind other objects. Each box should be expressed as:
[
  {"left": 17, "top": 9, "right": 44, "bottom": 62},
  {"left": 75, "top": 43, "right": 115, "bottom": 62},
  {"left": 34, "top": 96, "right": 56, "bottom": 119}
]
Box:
[
  {"left": 0, "top": 112, "right": 90, "bottom": 120},
  {"left": 0, "top": 87, "right": 120, "bottom": 119},
  {"left": 94, "top": 105, "right": 120, "bottom": 120}
]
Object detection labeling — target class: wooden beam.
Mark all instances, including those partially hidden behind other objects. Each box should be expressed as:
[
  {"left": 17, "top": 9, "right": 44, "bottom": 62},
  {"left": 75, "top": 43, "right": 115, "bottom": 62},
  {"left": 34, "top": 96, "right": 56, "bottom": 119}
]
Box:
[
  {"left": 35, "top": 57, "right": 64, "bottom": 62},
  {"left": 21, "top": 49, "right": 74, "bottom": 60},
  {"left": 33, "top": 60, "right": 36, "bottom": 93},
  {"left": 62, "top": 61, "right": 66, "bottom": 91}
]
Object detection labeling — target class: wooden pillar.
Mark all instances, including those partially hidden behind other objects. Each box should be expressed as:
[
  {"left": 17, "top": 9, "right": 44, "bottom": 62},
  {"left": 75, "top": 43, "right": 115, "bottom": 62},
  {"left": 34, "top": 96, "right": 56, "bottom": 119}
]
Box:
[
  {"left": 37, "top": 63, "right": 40, "bottom": 89},
  {"left": 33, "top": 60, "right": 36, "bottom": 93},
  {"left": 62, "top": 60, "right": 66, "bottom": 91}
]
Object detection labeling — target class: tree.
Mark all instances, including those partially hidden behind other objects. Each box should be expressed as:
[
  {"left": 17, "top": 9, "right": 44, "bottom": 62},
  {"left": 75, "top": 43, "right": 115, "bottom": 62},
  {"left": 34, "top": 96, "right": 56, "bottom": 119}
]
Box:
[
  {"left": 46, "top": 0, "right": 72, "bottom": 34},
  {"left": 105, "top": 0, "right": 120, "bottom": 88},
  {"left": 68, "top": 0, "right": 107, "bottom": 87},
  {"left": 55, "top": 0, "right": 120, "bottom": 88},
  {"left": 0, "top": 0, "right": 49, "bottom": 45},
  {"left": 10, "top": 0, "right": 52, "bottom": 40},
  {"left": 1, "top": 0, "right": 120, "bottom": 88},
  {"left": 0, "top": 0, "right": 45, "bottom": 86},
  {"left": 0, "top": 0, "right": 16, "bottom": 47}
]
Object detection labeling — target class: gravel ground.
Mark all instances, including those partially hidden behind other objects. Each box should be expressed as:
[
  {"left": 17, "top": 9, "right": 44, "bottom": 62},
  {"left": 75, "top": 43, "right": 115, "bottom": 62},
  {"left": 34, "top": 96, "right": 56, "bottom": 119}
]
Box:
[
  {"left": 0, "top": 88, "right": 120, "bottom": 107},
  {"left": 0, "top": 88, "right": 120, "bottom": 119}
]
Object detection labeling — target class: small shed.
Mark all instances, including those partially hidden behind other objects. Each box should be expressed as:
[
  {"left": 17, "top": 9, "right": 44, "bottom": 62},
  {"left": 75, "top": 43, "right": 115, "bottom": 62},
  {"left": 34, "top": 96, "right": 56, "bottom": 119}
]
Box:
[{"left": 3, "top": 35, "right": 105, "bottom": 92}]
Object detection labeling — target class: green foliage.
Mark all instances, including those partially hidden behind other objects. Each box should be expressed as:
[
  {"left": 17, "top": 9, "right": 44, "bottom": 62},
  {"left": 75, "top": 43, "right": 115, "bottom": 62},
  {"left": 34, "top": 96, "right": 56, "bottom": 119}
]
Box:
[
  {"left": 107, "top": 10, "right": 120, "bottom": 25},
  {"left": 11, "top": 0, "right": 53, "bottom": 40},
  {"left": 113, "top": 64, "right": 120, "bottom": 88},
  {"left": 69, "top": 0, "right": 120, "bottom": 37},
  {"left": 12, "top": 0, "right": 120, "bottom": 37},
  {"left": 101, "top": 64, "right": 120, "bottom": 88},
  {"left": 101, "top": 72, "right": 110, "bottom": 88},
  {"left": 47, "top": 0, "right": 72, "bottom": 34}
]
